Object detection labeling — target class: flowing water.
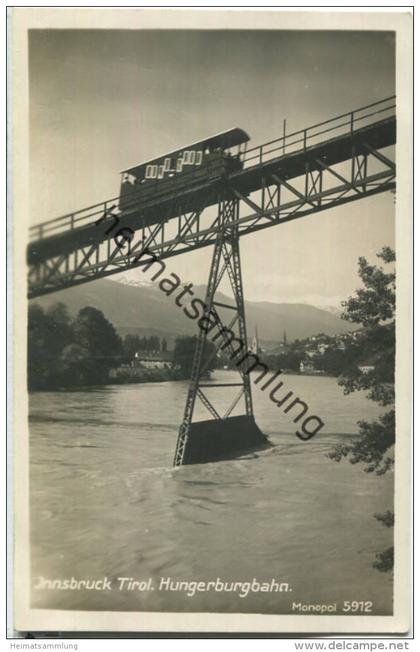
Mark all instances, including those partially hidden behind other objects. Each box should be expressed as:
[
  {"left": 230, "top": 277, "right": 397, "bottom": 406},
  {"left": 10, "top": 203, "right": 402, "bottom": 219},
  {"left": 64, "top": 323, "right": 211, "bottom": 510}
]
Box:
[{"left": 29, "top": 372, "right": 393, "bottom": 615}]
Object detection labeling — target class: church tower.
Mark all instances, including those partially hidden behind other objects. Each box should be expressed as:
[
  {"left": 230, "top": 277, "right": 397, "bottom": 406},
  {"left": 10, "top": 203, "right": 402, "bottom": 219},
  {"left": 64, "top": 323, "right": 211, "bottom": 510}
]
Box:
[{"left": 251, "top": 327, "right": 259, "bottom": 355}]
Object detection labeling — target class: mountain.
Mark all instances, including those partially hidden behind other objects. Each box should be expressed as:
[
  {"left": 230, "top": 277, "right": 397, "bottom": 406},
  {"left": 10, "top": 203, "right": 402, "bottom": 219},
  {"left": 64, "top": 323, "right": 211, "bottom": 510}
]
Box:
[
  {"left": 31, "top": 277, "right": 352, "bottom": 346},
  {"left": 315, "top": 305, "right": 343, "bottom": 317}
]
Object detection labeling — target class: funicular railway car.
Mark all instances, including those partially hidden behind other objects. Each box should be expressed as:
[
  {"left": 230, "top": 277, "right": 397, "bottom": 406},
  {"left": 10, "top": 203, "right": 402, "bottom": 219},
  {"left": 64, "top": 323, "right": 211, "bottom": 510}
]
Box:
[
  {"left": 118, "top": 127, "right": 249, "bottom": 216},
  {"left": 27, "top": 128, "right": 250, "bottom": 266}
]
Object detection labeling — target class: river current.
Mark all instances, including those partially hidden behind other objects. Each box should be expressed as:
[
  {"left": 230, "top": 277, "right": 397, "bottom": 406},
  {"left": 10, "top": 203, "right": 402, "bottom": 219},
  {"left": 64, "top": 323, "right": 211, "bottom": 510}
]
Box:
[{"left": 29, "top": 371, "right": 393, "bottom": 615}]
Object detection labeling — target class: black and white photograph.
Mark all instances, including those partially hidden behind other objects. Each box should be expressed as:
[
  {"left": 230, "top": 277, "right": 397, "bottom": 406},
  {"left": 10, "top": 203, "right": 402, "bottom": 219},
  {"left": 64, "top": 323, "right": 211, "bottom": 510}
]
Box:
[{"left": 11, "top": 8, "right": 412, "bottom": 635}]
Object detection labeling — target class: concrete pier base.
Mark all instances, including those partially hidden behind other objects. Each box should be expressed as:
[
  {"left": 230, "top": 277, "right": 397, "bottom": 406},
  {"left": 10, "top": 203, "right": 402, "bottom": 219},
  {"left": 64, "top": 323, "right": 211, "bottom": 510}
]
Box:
[{"left": 181, "top": 415, "right": 270, "bottom": 466}]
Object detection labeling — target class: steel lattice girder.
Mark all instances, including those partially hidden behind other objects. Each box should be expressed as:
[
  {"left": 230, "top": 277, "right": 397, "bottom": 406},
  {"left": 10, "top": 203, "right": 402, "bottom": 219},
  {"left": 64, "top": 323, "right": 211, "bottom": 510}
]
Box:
[
  {"left": 27, "top": 140, "right": 395, "bottom": 298},
  {"left": 173, "top": 201, "right": 253, "bottom": 467}
]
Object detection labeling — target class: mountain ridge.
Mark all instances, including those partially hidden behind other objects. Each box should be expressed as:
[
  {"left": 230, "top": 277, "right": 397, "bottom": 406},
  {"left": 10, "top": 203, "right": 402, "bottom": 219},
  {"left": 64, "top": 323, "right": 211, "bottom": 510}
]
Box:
[{"left": 31, "top": 277, "right": 353, "bottom": 346}]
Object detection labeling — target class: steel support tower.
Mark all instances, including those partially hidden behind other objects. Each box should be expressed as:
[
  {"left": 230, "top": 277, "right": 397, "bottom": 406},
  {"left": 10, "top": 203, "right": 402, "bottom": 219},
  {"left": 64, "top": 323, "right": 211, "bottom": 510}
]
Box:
[
  {"left": 173, "top": 199, "right": 258, "bottom": 466},
  {"left": 26, "top": 96, "right": 397, "bottom": 466}
]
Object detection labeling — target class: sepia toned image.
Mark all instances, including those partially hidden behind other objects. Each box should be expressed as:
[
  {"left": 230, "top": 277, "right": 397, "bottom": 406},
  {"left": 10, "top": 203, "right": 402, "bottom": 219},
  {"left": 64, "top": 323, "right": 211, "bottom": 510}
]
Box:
[{"left": 11, "top": 8, "right": 412, "bottom": 634}]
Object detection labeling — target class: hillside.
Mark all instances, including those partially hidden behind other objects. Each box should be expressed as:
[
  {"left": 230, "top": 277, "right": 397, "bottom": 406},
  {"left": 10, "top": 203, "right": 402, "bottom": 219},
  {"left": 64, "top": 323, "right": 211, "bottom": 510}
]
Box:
[{"left": 31, "top": 278, "right": 351, "bottom": 346}]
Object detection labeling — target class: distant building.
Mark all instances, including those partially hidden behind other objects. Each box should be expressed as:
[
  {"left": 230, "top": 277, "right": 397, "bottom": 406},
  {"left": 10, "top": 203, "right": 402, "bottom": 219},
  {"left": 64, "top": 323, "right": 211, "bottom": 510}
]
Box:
[
  {"left": 134, "top": 351, "right": 173, "bottom": 369},
  {"left": 300, "top": 358, "right": 315, "bottom": 373},
  {"left": 317, "top": 343, "right": 329, "bottom": 354},
  {"left": 305, "top": 350, "right": 317, "bottom": 359}
]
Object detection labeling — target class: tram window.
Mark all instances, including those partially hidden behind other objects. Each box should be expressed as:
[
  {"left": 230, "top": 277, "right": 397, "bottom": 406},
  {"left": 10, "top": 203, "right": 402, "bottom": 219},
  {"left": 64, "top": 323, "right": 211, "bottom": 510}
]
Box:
[
  {"left": 145, "top": 165, "right": 158, "bottom": 179},
  {"left": 176, "top": 159, "right": 183, "bottom": 173},
  {"left": 195, "top": 151, "right": 203, "bottom": 165},
  {"left": 164, "top": 158, "right": 171, "bottom": 172},
  {"left": 158, "top": 165, "right": 165, "bottom": 179},
  {"left": 182, "top": 150, "right": 195, "bottom": 165}
]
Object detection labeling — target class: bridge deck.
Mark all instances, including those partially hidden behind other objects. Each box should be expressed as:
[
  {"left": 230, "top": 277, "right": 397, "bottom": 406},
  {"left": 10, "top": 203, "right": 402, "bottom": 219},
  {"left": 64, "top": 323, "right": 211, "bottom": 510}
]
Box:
[
  {"left": 27, "top": 115, "right": 395, "bottom": 266},
  {"left": 27, "top": 96, "right": 396, "bottom": 297}
]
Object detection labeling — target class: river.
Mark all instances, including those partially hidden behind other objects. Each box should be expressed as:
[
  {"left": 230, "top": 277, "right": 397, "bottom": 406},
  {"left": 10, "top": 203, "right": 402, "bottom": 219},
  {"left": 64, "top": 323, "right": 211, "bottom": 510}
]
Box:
[{"left": 29, "top": 371, "right": 393, "bottom": 615}]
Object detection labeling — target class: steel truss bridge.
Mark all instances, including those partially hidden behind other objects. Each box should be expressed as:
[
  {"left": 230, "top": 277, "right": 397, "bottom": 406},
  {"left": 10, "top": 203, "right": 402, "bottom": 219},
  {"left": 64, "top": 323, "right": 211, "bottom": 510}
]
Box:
[{"left": 27, "top": 96, "right": 396, "bottom": 466}]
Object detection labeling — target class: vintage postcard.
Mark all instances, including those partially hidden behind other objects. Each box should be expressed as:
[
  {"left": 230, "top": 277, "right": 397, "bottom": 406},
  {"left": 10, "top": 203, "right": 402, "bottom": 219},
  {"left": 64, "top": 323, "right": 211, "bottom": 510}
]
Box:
[{"left": 11, "top": 8, "right": 412, "bottom": 635}]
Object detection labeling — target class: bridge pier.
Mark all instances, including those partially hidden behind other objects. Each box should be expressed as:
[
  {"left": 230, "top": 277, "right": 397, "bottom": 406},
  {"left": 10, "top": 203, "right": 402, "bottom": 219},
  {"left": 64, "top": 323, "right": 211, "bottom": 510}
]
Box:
[{"left": 173, "top": 199, "right": 268, "bottom": 467}]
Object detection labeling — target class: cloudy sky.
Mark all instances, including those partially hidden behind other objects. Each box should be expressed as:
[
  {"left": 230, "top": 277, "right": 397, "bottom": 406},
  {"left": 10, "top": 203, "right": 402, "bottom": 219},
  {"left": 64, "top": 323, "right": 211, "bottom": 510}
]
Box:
[{"left": 29, "top": 28, "right": 395, "bottom": 307}]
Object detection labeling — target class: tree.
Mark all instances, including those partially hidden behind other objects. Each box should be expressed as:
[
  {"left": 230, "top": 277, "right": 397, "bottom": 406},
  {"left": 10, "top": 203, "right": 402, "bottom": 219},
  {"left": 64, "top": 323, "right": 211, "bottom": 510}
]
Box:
[
  {"left": 59, "top": 343, "right": 90, "bottom": 386},
  {"left": 172, "top": 336, "right": 216, "bottom": 377},
  {"left": 73, "top": 306, "right": 123, "bottom": 384},
  {"left": 328, "top": 246, "right": 395, "bottom": 571},
  {"left": 28, "top": 302, "right": 74, "bottom": 390},
  {"left": 28, "top": 304, "right": 50, "bottom": 390},
  {"left": 45, "top": 302, "right": 73, "bottom": 354},
  {"left": 149, "top": 335, "right": 160, "bottom": 351},
  {"left": 313, "top": 347, "right": 353, "bottom": 377},
  {"left": 44, "top": 303, "right": 74, "bottom": 383},
  {"left": 123, "top": 334, "right": 141, "bottom": 361},
  {"left": 28, "top": 302, "right": 126, "bottom": 389},
  {"left": 279, "top": 350, "right": 302, "bottom": 371},
  {"left": 161, "top": 338, "right": 168, "bottom": 352}
]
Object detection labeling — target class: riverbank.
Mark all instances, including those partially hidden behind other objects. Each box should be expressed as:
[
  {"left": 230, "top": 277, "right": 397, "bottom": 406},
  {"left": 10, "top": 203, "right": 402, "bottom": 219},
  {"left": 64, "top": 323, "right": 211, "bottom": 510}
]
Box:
[
  {"left": 109, "top": 365, "right": 184, "bottom": 384},
  {"left": 28, "top": 365, "right": 209, "bottom": 391}
]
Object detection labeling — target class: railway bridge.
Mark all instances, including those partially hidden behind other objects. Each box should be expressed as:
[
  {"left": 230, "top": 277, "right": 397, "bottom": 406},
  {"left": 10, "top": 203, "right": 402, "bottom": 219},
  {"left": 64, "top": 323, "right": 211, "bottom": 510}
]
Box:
[{"left": 27, "top": 96, "right": 396, "bottom": 466}]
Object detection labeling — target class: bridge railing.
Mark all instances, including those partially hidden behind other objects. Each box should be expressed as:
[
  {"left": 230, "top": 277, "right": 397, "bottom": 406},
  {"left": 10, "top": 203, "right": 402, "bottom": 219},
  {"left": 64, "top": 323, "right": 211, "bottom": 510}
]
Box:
[
  {"left": 28, "top": 167, "right": 209, "bottom": 242},
  {"left": 241, "top": 95, "right": 396, "bottom": 169},
  {"left": 28, "top": 155, "right": 233, "bottom": 242},
  {"left": 29, "top": 199, "right": 118, "bottom": 241},
  {"left": 29, "top": 95, "right": 396, "bottom": 243}
]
